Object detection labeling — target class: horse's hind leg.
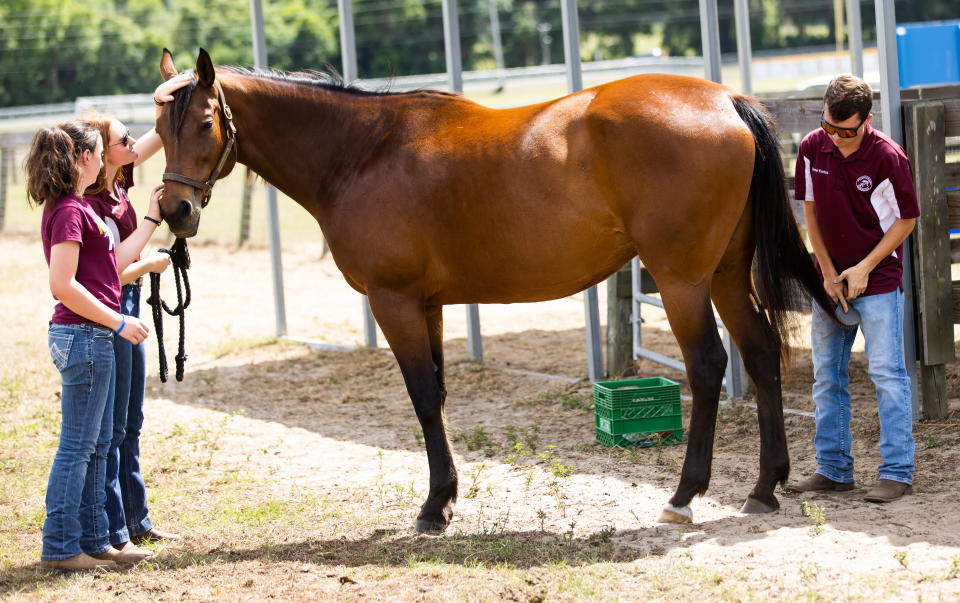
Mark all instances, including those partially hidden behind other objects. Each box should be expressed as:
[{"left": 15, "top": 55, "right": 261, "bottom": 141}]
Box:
[
  {"left": 656, "top": 280, "right": 727, "bottom": 524},
  {"left": 366, "top": 290, "right": 456, "bottom": 533},
  {"left": 710, "top": 227, "right": 788, "bottom": 514}
]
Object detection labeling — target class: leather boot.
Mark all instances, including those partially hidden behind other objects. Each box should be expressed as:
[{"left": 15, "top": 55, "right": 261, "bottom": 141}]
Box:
[
  {"left": 95, "top": 542, "right": 154, "bottom": 565},
  {"left": 788, "top": 473, "right": 854, "bottom": 492},
  {"left": 864, "top": 479, "right": 913, "bottom": 502},
  {"left": 39, "top": 553, "right": 116, "bottom": 571}
]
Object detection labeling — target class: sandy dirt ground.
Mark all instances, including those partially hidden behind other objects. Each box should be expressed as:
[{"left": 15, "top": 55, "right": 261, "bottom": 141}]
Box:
[{"left": 3, "top": 230, "right": 960, "bottom": 599}]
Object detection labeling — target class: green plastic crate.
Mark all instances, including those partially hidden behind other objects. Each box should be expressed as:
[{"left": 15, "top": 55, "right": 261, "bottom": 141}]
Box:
[
  {"left": 593, "top": 377, "right": 683, "bottom": 448},
  {"left": 595, "top": 412, "right": 680, "bottom": 436},
  {"left": 595, "top": 427, "right": 683, "bottom": 448},
  {"left": 595, "top": 397, "right": 681, "bottom": 421},
  {"left": 593, "top": 376, "right": 680, "bottom": 408}
]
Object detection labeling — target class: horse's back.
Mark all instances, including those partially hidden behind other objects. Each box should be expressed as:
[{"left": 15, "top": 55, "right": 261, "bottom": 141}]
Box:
[{"left": 329, "top": 74, "right": 757, "bottom": 304}]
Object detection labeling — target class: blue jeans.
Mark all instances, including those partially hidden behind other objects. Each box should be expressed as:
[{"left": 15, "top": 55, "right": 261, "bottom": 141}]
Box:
[
  {"left": 105, "top": 283, "right": 153, "bottom": 544},
  {"left": 810, "top": 289, "right": 915, "bottom": 485},
  {"left": 42, "top": 323, "right": 115, "bottom": 561}
]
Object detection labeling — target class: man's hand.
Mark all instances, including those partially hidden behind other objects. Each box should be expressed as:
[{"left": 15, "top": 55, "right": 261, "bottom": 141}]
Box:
[
  {"left": 824, "top": 276, "right": 847, "bottom": 310},
  {"left": 836, "top": 262, "right": 870, "bottom": 301}
]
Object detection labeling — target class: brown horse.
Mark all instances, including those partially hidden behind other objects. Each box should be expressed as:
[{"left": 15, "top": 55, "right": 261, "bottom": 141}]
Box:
[{"left": 155, "top": 48, "right": 834, "bottom": 530}]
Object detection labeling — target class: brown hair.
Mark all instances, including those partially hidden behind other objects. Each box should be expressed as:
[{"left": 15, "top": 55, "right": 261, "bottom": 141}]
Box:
[
  {"left": 25, "top": 121, "right": 99, "bottom": 207},
  {"left": 824, "top": 74, "right": 873, "bottom": 122},
  {"left": 82, "top": 113, "right": 125, "bottom": 196}
]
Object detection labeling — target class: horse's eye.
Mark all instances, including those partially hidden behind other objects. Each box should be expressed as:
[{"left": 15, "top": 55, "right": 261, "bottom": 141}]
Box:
[{"left": 203, "top": 120, "right": 214, "bottom": 130}]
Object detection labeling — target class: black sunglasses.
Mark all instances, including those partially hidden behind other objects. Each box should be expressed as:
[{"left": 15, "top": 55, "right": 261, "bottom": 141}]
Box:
[
  {"left": 109, "top": 130, "right": 132, "bottom": 147},
  {"left": 820, "top": 111, "right": 866, "bottom": 139}
]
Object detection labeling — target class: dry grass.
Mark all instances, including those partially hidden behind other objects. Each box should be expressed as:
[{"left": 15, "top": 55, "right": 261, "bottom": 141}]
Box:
[{"left": 2, "top": 230, "right": 960, "bottom": 601}]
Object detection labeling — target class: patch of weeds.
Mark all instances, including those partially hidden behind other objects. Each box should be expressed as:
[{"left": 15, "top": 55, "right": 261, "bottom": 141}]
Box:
[
  {"left": 210, "top": 336, "right": 278, "bottom": 359},
  {"left": 587, "top": 525, "right": 616, "bottom": 546},
  {"left": 328, "top": 375, "right": 341, "bottom": 385},
  {"left": 947, "top": 553, "right": 960, "bottom": 579},
  {"left": 504, "top": 441, "right": 529, "bottom": 465},
  {"left": 504, "top": 424, "right": 540, "bottom": 454},
  {"left": 453, "top": 425, "right": 497, "bottom": 457},
  {"left": 798, "top": 561, "right": 819, "bottom": 581},
  {"left": 536, "top": 508, "right": 548, "bottom": 532},
  {"left": 221, "top": 499, "right": 285, "bottom": 526},
  {"left": 893, "top": 549, "right": 908, "bottom": 569},
  {"left": 799, "top": 500, "right": 825, "bottom": 535},
  {"left": 412, "top": 428, "right": 424, "bottom": 448},
  {"left": 539, "top": 447, "right": 574, "bottom": 479},
  {"left": 464, "top": 462, "right": 486, "bottom": 499},
  {"left": 921, "top": 432, "right": 939, "bottom": 450},
  {"left": 539, "top": 446, "right": 574, "bottom": 517}
]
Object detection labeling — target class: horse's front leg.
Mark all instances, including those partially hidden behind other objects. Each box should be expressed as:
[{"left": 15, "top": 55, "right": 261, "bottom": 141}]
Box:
[
  {"left": 657, "top": 282, "right": 727, "bottom": 524},
  {"left": 366, "top": 290, "right": 456, "bottom": 533}
]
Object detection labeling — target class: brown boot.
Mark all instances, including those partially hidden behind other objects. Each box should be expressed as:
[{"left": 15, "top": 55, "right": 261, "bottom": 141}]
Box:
[
  {"left": 864, "top": 479, "right": 913, "bottom": 503},
  {"left": 788, "top": 473, "right": 855, "bottom": 492},
  {"left": 131, "top": 527, "right": 180, "bottom": 544},
  {"left": 39, "top": 553, "right": 116, "bottom": 571},
  {"left": 95, "top": 542, "right": 154, "bottom": 565}
]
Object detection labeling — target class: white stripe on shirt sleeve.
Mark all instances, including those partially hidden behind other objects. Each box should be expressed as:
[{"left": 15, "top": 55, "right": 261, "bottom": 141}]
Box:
[
  {"left": 803, "top": 156, "right": 814, "bottom": 202},
  {"left": 869, "top": 177, "right": 901, "bottom": 258}
]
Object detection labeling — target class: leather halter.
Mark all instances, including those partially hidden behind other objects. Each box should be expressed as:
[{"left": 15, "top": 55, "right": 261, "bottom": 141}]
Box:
[{"left": 162, "top": 80, "right": 237, "bottom": 209}]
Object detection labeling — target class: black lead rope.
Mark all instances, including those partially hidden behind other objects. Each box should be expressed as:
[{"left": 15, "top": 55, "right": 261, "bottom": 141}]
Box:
[{"left": 147, "top": 238, "right": 192, "bottom": 382}]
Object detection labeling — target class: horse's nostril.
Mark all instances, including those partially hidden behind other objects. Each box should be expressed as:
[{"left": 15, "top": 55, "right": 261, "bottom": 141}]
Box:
[{"left": 178, "top": 200, "right": 193, "bottom": 220}]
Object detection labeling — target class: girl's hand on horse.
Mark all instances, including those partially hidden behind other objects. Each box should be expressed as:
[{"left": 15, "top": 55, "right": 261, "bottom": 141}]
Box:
[
  {"left": 148, "top": 184, "right": 164, "bottom": 221},
  {"left": 154, "top": 72, "right": 193, "bottom": 104},
  {"left": 117, "top": 315, "right": 150, "bottom": 344},
  {"left": 144, "top": 249, "right": 172, "bottom": 274}
]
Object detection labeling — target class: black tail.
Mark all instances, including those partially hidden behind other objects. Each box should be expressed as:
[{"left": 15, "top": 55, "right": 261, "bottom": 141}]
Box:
[{"left": 731, "top": 94, "right": 835, "bottom": 358}]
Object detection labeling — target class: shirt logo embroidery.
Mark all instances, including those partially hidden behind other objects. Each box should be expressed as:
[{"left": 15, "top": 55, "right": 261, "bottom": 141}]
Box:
[
  {"left": 812, "top": 167, "right": 829, "bottom": 175},
  {"left": 856, "top": 175, "right": 873, "bottom": 192}
]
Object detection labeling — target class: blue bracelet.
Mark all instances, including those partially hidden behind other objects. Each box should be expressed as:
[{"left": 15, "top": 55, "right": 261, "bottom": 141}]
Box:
[{"left": 114, "top": 316, "right": 126, "bottom": 335}]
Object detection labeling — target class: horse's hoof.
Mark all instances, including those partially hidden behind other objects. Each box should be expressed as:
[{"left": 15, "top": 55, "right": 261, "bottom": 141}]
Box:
[
  {"left": 740, "top": 496, "right": 778, "bottom": 514},
  {"left": 658, "top": 504, "right": 693, "bottom": 524},
  {"left": 413, "top": 519, "right": 448, "bottom": 534}
]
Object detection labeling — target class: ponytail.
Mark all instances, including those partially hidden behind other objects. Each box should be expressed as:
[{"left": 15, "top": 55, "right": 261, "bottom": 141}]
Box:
[{"left": 25, "top": 120, "right": 99, "bottom": 207}]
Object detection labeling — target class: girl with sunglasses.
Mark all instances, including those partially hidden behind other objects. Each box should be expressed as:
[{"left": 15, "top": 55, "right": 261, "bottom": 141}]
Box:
[
  {"left": 28, "top": 120, "right": 162, "bottom": 570},
  {"left": 81, "top": 73, "right": 193, "bottom": 558}
]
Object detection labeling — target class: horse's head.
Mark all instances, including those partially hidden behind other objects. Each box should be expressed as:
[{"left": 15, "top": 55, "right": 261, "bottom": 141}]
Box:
[{"left": 156, "top": 48, "right": 237, "bottom": 237}]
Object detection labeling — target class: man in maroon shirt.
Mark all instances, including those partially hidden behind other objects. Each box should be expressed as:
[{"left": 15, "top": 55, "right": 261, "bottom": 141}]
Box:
[{"left": 792, "top": 75, "right": 918, "bottom": 502}]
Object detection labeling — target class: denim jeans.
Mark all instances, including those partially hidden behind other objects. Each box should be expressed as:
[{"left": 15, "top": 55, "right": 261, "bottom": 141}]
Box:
[
  {"left": 42, "top": 323, "right": 115, "bottom": 561},
  {"left": 810, "top": 289, "right": 915, "bottom": 485},
  {"left": 105, "top": 283, "right": 154, "bottom": 544}
]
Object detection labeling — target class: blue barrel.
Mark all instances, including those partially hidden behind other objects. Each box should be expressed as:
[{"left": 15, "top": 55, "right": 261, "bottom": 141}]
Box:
[{"left": 897, "top": 20, "right": 960, "bottom": 88}]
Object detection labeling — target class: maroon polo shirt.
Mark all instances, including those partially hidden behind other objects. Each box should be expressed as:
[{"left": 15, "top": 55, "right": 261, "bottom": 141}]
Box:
[
  {"left": 85, "top": 163, "right": 137, "bottom": 244},
  {"left": 794, "top": 124, "right": 919, "bottom": 296},
  {"left": 41, "top": 194, "right": 121, "bottom": 324}
]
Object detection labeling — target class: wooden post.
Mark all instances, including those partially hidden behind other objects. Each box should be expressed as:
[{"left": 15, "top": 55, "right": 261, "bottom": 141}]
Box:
[
  {"left": 903, "top": 100, "right": 953, "bottom": 420},
  {"left": 0, "top": 147, "right": 8, "bottom": 232},
  {"left": 606, "top": 262, "right": 632, "bottom": 378},
  {"left": 239, "top": 167, "right": 254, "bottom": 246}
]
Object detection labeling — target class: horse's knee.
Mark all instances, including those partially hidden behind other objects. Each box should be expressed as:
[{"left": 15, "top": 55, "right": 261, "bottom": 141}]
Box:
[{"left": 686, "top": 341, "right": 727, "bottom": 392}]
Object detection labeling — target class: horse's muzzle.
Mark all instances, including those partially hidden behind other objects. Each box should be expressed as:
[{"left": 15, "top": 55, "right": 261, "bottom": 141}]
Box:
[{"left": 163, "top": 199, "right": 200, "bottom": 237}]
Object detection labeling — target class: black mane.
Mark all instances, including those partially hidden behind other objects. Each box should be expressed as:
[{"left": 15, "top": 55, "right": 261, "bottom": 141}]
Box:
[
  {"left": 218, "top": 65, "right": 459, "bottom": 99},
  {"left": 166, "top": 65, "right": 459, "bottom": 132}
]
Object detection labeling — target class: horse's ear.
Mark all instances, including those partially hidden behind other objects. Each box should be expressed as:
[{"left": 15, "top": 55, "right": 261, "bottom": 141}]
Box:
[
  {"left": 196, "top": 48, "right": 216, "bottom": 88},
  {"left": 160, "top": 48, "right": 177, "bottom": 81}
]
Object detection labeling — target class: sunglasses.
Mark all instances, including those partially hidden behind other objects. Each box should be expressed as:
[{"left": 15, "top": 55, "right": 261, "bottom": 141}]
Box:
[
  {"left": 820, "top": 111, "right": 866, "bottom": 139},
  {"left": 109, "top": 130, "right": 132, "bottom": 147}
]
